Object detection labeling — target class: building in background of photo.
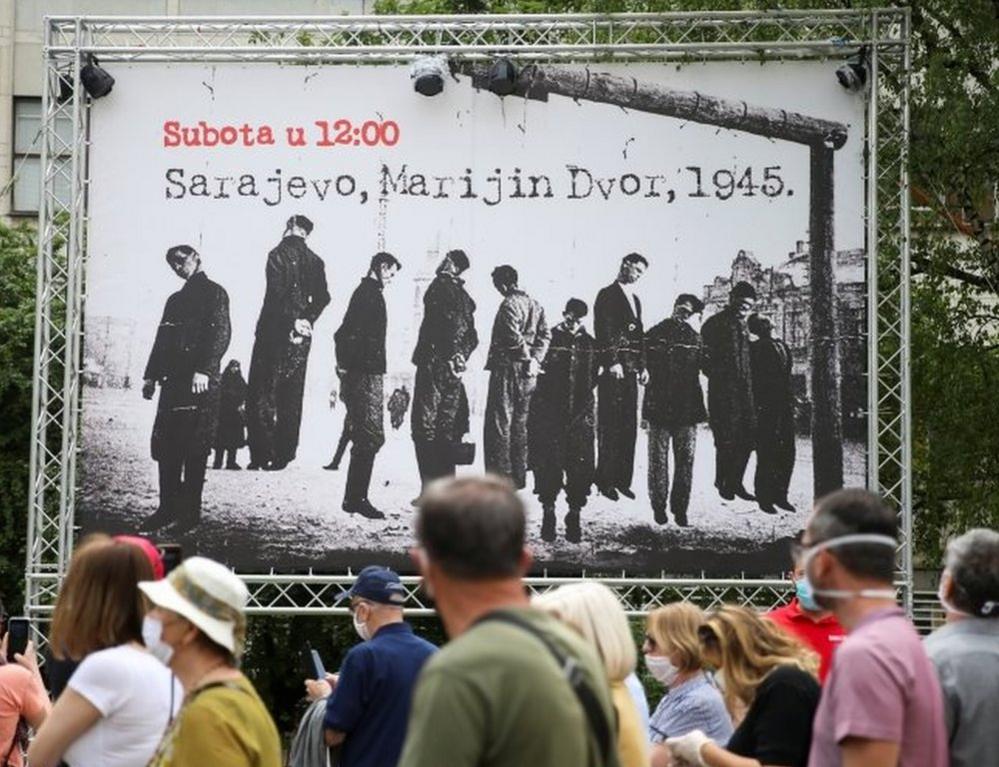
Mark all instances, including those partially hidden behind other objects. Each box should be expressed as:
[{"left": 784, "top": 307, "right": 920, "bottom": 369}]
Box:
[
  {"left": 0, "top": 1, "right": 370, "bottom": 221},
  {"left": 703, "top": 244, "right": 866, "bottom": 439}
]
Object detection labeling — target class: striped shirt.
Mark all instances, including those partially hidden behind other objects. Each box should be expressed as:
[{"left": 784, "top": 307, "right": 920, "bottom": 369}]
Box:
[{"left": 649, "top": 672, "right": 733, "bottom": 745}]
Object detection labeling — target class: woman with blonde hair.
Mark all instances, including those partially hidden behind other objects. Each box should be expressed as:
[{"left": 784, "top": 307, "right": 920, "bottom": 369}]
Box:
[
  {"left": 665, "top": 605, "right": 821, "bottom": 767},
  {"left": 28, "top": 535, "right": 181, "bottom": 767},
  {"left": 533, "top": 582, "right": 649, "bottom": 767},
  {"left": 643, "top": 603, "right": 732, "bottom": 766}
]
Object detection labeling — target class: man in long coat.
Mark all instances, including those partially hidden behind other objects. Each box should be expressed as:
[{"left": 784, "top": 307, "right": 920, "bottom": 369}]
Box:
[
  {"left": 643, "top": 294, "right": 707, "bottom": 526},
  {"left": 411, "top": 250, "right": 478, "bottom": 487},
  {"left": 594, "top": 252, "right": 649, "bottom": 500},
  {"left": 528, "top": 298, "right": 598, "bottom": 543},
  {"left": 246, "top": 215, "right": 330, "bottom": 470},
  {"left": 484, "top": 265, "right": 550, "bottom": 490},
  {"left": 334, "top": 252, "right": 401, "bottom": 520},
  {"left": 700, "top": 280, "right": 757, "bottom": 502},
  {"left": 140, "top": 245, "right": 231, "bottom": 533},
  {"left": 748, "top": 314, "right": 796, "bottom": 514}
]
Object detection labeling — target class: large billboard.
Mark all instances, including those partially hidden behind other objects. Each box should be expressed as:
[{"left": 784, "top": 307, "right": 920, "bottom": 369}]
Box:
[{"left": 81, "top": 60, "right": 867, "bottom": 575}]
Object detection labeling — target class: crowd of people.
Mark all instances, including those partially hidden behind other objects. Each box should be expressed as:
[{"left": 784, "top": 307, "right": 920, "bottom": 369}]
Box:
[{"left": 0, "top": 478, "right": 996, "bottom": 767}]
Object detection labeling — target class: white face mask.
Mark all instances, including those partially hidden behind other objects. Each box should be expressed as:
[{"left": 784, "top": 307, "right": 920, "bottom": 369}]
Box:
[
  {"left": 353, "top": 610, "right": 372, "bottom": 642},
  {"left": 800, "top": 533, "right": 898, "bottom": 606},
  {"left": 645, "top": 654, "right": 681, "bottom": 687},
  {"left": 142, "top": 615, "right": 174, "bottom": 666}
]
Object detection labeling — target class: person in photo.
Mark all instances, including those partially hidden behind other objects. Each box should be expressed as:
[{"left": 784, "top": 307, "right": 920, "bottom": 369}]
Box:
[
  {"left": 700, "top": 281, "right": 757, "bottom": 503},
  {"left": 212, "top": 359, "right": 247, "bottom": 470},
  {"left": 246, "top": 214, "right": 330, "bottom": 471},
  {"left": 140, "top": 245, "right": 230, "bottom": 534},
  {"left": 410, "top": 250, "right": 478, "bottom": 488},
  {"left": 333, "top": 253, "right": 402, "bottom": 520},
  {"left": 484, "top": 265, "right": 550, "bottom": 490},
  {"left": 643, "top": 294, "right": 707, "bottom": 526},
  {"left": 527, "top": 298, "right": 598, "bottom": 543},
  {"left": 594, "top": 253, "right": 649, "bottom": 501},
  {"left": 748, "top": 314, "right": 796, "bottom": 514}
]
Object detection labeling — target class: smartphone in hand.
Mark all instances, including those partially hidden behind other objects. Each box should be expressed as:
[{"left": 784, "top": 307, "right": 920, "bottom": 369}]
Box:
[
  {"left": 6, "top": 618, "right": 30, "bottom": 663},
  {"left": 302, "top": 644, "right": 326, "bottom": 680}
]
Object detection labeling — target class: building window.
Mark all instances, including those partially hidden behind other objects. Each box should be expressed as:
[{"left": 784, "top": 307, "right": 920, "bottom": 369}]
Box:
[{"left": 12, "top": 98, "right": 73, "bottom": 214}]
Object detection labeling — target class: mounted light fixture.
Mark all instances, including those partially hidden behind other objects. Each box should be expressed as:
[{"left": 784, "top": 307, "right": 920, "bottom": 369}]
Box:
[
  {"left": 486, "top": 58, "right": 518, "bottom": 96},
  {"left": 835, "top": 47, "right": 868, "bottom": 92},
  {"left": 411, "top": 55, "right": 449, "bottom": 97},
  {"left": 80, "top": 54, "right": 115, "bottom": 99}
]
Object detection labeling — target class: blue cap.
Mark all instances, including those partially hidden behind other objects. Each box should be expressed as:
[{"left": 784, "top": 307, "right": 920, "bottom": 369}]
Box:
[{"left": 338, "top": 566, "right": 406, "bottom": 606}]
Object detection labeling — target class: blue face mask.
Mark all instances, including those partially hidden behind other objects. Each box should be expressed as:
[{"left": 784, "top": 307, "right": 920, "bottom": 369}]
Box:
[{"left": 795, "top": 578, "right": 821, "bottom": 612}]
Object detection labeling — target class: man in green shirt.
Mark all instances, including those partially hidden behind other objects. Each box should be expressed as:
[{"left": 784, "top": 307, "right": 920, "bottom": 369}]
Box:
[{"left": 399, "top": 476, "right": 621, "bottom": 767}]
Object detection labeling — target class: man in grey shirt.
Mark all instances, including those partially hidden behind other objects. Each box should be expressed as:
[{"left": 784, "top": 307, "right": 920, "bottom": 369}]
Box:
[{"left": 924, "top": 527, "right": 999, "bottom": 767}]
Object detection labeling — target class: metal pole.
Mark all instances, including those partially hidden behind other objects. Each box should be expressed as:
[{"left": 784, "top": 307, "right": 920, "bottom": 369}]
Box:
[
  {"left": 898, "top": 8, "right": 914, "bottom": 616},
  {"left": 809, "top": 144, "right": 844, "bottom": 496},
  {"left": 866, "top": 14, "right": 881, "bottom": 496}
]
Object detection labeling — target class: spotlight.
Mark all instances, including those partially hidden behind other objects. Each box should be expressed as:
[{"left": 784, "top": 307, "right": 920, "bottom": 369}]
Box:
[
  {"left": 487, "top": 58, "right": 518, "bottom": 96},
  {"left": 411, "top": 56, "right": 449, "bottom": 97},
  {"left": 835, "top": 49, "right": 867, "bottom": 92},
  {"left": 80, "top": 55, "right": 115, "bottom": 99}
]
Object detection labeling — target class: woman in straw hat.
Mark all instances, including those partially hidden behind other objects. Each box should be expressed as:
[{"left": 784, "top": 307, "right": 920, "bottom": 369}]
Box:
[{"left": 139, "top": 556, "right": 281, "bottom": 767}]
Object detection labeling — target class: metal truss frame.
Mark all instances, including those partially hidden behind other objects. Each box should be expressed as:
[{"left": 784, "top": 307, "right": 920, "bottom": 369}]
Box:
[{"left": 27, "top": 10, "right": 911, "bottom": 621}]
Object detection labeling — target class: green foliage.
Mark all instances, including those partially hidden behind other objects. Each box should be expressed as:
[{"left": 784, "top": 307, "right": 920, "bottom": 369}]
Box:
[{"left": 0, "top": 222, "right": 38, "bottom": 613}]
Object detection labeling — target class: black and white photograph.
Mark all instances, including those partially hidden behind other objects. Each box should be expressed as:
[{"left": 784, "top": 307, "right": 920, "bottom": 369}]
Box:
[{"left": 80, "top": 61, "right": 867, "bottom": 575}]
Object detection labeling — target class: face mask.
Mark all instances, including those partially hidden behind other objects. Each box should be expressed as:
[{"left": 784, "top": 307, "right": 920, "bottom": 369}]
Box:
[
  {"left": 142, "top": 616, "right": 174, "bottom": 666},
  {"left": 353, "top": 610, "right": 372, "bottom": 641},
  {"left": 645, "top": 654, "right": 680, "bottom": 687},
  {"left": 795, "top": 578, "right": 822, "bottom": 612},
  {"left": 800, "top": 533, "right": 898, "bottom": 608}
]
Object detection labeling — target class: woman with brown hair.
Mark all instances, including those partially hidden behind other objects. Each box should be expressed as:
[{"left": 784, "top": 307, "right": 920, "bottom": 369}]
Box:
[
  {"left": 28, "top": 535, "right": 180, "bottom": 767},
  {"left": 665, "top": 605, "right": 821, "bottom": 767},
  {"left": 643, "top": 603, "right": 732, "bottom": 766}
]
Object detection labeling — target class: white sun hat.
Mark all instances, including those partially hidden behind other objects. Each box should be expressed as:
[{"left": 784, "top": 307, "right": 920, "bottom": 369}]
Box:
[{"left": 139, "top": 556, "right": 249, "bottom": 658}]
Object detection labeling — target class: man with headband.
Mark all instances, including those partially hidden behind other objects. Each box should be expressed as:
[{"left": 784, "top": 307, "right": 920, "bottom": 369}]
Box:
[{"left": 802, "top": 489, "right": 947, "bottom": 767}]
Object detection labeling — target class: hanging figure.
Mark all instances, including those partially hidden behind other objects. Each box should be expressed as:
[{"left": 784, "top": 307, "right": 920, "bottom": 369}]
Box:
[
  {"left": 748, "top": 314, "right": 796, "bottom": 514},
  {"left": 484, "top": 265, "right": 550, "bottom": 490},
  {"left": 333, "top": 252, "right": 402, "bottom": 520},
  {"left": 528, "top": 298, "right": 598, "bottom": 544},
  {"left": 212, "top": 359, "right": 247, "bottom": 470},
  {"left": 644, "top": 294, "right": 707, "bottom": 527},
  {"left": 246, "top": 214, "right": 330, "bottom": 471},
  {"left": 594, "top": 253, "right": 649, "bottom": 501},
  {"left": 411, "top": 250, "right": 478, "bottom": 489},
  {"left": 140, "top": 245, "right": 230, "bottom": 534},
  {"left": 701, "top": 281, "right": 757, "bottom": 503}
]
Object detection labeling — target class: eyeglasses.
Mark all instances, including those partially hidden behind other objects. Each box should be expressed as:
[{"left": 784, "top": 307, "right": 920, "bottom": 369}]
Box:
[{"left": 347, "top": 599, "right": 371, "bottom": 614}]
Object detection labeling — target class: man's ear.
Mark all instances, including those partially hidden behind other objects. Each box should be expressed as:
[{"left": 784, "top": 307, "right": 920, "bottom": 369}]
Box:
[{"left": 517, "top": 547, "right": 533, "bottom": 577}]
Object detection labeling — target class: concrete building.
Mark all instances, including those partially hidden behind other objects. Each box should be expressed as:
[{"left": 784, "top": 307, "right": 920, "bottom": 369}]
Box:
[
  {"left": 703, "top": 243, "right": 867, "bottom": 438},
  {"left": 0, "top": 0, "right": 369, "bottom": 220}
]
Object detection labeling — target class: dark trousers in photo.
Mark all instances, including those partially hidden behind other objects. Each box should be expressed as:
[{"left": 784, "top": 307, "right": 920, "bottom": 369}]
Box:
[
  {"left": 157, "top": 451, "right": 208, "bottom": 526},
  {"left": 648, "top": 424, "right": 697, "bottom": 518},
  {"left": 596, "top": 373, "right": 638, "bottom": 491},
  {"left": 484, "top": 365, "right": 536, "bottom": 489}
]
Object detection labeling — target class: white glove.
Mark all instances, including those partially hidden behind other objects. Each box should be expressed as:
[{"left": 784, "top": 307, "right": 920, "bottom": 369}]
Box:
[{"left": 666, "top": 729, "right": 710, "bottom": 767}]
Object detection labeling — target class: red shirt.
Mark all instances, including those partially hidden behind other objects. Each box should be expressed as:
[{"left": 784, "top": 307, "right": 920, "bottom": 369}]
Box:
[{"left": 766, "top": 599, "right": 846, "bottom": 682}]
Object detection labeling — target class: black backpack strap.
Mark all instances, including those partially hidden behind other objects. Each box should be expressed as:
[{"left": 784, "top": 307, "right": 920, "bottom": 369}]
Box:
[{"left": 478, "top": 611, "right": 613, "bottom": 764}]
